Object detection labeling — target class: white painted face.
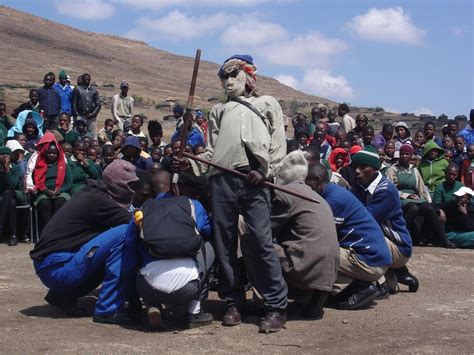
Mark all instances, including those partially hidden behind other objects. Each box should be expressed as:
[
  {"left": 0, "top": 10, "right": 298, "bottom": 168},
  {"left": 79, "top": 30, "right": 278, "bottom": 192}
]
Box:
[{"left": 223, "top": 70, "right": 247, "bottom": 98}]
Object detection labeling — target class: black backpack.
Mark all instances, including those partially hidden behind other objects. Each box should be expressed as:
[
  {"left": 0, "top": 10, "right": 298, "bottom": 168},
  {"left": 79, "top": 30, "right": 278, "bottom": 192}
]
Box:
[{"left": 141, "top": 196, "right": 202, "bottom": 258}]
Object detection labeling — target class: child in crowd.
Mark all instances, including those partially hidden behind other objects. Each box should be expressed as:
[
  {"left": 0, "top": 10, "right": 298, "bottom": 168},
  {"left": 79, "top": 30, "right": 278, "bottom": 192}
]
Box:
[
  {"left": 130, "top": 115, "right": 146, "bottom": 138},
  {"left": 61, "top": 142, "right": 73, "bottom": 160},
  {"left": 195, "top": 110, "right": 208, "bottom": 143},
  {"left": 162, "top": 144, "right": 173, "bottom": 158},
  {"left": 57, "top": 113, "right": 71, "bottom": 140},
  {"left": 461, "top": 144, "right": 474, "bottom": 189},
  {"left": 442, "top": 136, "right": 455, "bottom": 153},
  {"left": 424, "top": 122, "right": 443, "bottom": 147},
  {"left": 340, "top": 140, "right": 351, "bottom": 153},
  {"left": 148, "top": 120, "right": 167, "bottom": 154},
  {"left": 68, "top": 140, "right": 101, "bottom": 195},
  {"left": 361, "top": 126, "right": 375, "bottom": 147},
  {"left": 5, "top": 140, "right": 27, "bottom": 177},
  {"left": 98, "top": 119, "right": 114, "bottom": 145},
  {"left": 138, "top": 137, "right": 149, "bottom": 154},
  {"left": 193, "top": 144, "right": 205, "bottom": 156},
  {"left": 419, "top": 140, "right": 449, "bottom": 193},
  {"left": 334, "top": 130, "right": 346, "bottom": 147},
  {"left": 23, "top": 117, "right": 41, "bottom": 153},
  {"left": 14, "top": 133, "right": 27, "bottom": 151},
  {"left": 149, "top": 147, "right": 162, "bottom": 163},
  {"left": 112, "top": 130, "right": 125, "bottom": 156},
  {"left": 296, "top": 131, "right": 309, "bottom": 149},
  {"left": 443, "top": 187, "right": 474, "bottom": 248},
  {"left": 372, "top": 123, "right": 394, "bottom": 149},
  {"left": 453, "top": 136, "right": 468, "bottom": 167},
  {"left": 65, "top": 118, "right": 93, "bottom": 145},
  {"left": 413, "top": 130, "right": 426, "bottom": 157},
  {"left": 87, "top": 148, "right": 99, "bottom": 164},
  {"left": 444, "top": 150, "right": 453, "bottom": 163},
  {"left": 394, "top": 122, "right": 412, "bottom": 151},
  {"left": 328, "top": 147, "right": 349, "bottom": 172},
  {"left": 121, "top": 136, "right": 152, "bottom": 171},
  {"left": 30, "top": 133, "right": 72, "bottom": 232},
  {"left": 100, "top": 144, "right": 116, "bottom": 171}
]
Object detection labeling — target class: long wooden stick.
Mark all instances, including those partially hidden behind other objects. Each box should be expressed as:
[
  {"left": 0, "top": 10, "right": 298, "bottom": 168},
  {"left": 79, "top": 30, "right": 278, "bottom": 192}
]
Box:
[{"left": 182, "top": 152, "right": 320, "bottom": 204}]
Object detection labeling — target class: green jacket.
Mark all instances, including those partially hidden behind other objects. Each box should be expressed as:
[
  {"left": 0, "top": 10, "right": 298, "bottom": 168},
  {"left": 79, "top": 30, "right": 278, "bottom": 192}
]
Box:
[
  {"left": 68, "top": 158, "right": 101, "bottom": 195},
  {"left": 418, "top": 140, "right": 449, "bottom": 192},
  {"left": 0, "top": 163, "right": 22, "bottom": 194},
  {"left": 432, "top": 180, "right": 463, "bottom": 210},
  {"left": 0, "top": 115, "right": 14, "bottom": 140}
]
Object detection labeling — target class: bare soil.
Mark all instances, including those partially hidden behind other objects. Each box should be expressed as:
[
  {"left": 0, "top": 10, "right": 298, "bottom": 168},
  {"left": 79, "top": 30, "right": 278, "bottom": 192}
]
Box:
[{"left": 0, "top": 244, "right": 472, "bottom": 354}]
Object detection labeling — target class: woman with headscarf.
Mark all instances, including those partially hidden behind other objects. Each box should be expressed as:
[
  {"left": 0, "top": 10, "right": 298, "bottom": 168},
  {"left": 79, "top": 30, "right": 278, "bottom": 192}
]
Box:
[
  {"left": 328, "top": 147, "right": 349, "bottom": 172},
  {"left": 32, "top": 132, "right": 73, "bottom": 232},
  {"left": 393, "top": 122, "right": 413, "bottom": 152},
  {"left": 386, "top": 144, "right": 455, "bottom": 248}
]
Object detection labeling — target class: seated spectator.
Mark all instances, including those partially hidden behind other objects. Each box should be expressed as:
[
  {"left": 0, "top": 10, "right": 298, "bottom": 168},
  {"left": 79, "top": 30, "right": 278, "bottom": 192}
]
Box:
[
  {"left": 372, "top": 124, "right": 393, "bottom": 149},
  {"left": 57, "top": 112, "right": 71, "bottom": 140},
  {"left": 23, "top": 116, "right": 41, "bottom": 153},
  {"left": 193, "top": 144, "right": 205, "bottom": 156},
  {"left": 130, "top": 115, "right": 146, "bottom": 138},
  {"left": 271, "top": 152, "right": 339, "bottom": 319},
  {"left": 443, "top": 187, "right": 474, "bottom": 248},
  {"left": 38, "top": 73, "right": 61, "bottom": 130},
  {"left": 100, "top": 144, "right": 116, "bottom": 171},
  {"left": 30, "top": 160, "right": 141, "bottom": 324},
  {"left": 353, "top": 114, "right": 368, "bottom": 136},
  {"left": 135, "top": 175, "right": 214, "bottom": 329},
  {"left": 424, "top": 121, "right": 443, "bottom": 147},
  {"left": 0, "top": 147, "right": 23, "bottom": 246},
  {"left": 98, "top": 119, "right": 114, "bottom": 145},
  {"left": 8, "top": 110, "right": 44, "bottom": 144},
  {"left": 338, "top": 145, "right": 362, "bottom": 187},
  {"left": 69, "top": 140, "right": 101, "bottom": 195},
  {"left": 65, "top": 118, "right": 93, "bottom": 145},
  {"left": 87, "top": 148, "right": 99, "bottom": 164},
  {"left": 361, "top": 126, "right": 375, "bottom": 147},
  {"left": 31, "top": 132, "right": 72, "bottom": 232},
  {"left": 351, "top": 146, "right": 419, "bottom": 293},
  {"left": 386, "top": 144, "right": 455, "bottom": 248},
  {"left": 461, "top": 144, "right": 474, "bottom": 189},
  {"left": 53, "top": 70, "right": 74, "bottom": 115},
  {"left": 296, "top": 131, "right": 309, "bottom": 149},
  {"left": 14, "top": 133, "right": 28, "bottom": 153},
  {"left": 61, "top": 142, "right": 73, "bottom": 160},
  {"left": 453, "top": 136, "right": 467, "bottom": 167},
  {"left": 433, "top": 163, "right": 463, "bottom": 220},
  {"left": 12, "top": 89, "right": 42, "bottom": 118},
  {"left": 394, "top": 122, "right": 412, "bottom": 151},
  {"left": 148, "top": 121, "right": 167, "bottom": 154},
  {"left": 121, "top": 136, "right": 152, "bottom": 171},
  {"left": 311, "top": 130, "right": 332, "bottom": 161},
  {"left": 306, "top": 163, "right": 391, "bottom": 309},
  {"left": 413, "top": 130, "right": 426, "bottom": 157},
  {"left": 0, "top": 103, "right": 14, "bottom": 144},
  {"left": 328, "top": 147, "right": 349, "bottom": 172},
  {"left": 6, "top": 139, "right": 27, "bottom": 177},
  {"left": 111, "top": 130, "right": 125, "bottom": 156},
  {"left": 419, "top": 140, "right": 449, "bottom": 193}
]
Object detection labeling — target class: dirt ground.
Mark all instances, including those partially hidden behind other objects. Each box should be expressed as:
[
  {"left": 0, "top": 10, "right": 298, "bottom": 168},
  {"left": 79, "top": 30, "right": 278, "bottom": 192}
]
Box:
[{"left": 0, "top": 244, "right": 473, "bottom": 354}]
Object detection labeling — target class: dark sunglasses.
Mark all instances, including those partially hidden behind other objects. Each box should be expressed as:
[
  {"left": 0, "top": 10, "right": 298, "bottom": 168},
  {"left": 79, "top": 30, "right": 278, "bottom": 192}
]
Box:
[{"left": 219, "top": 69, "right": 240, "bottom": 80}]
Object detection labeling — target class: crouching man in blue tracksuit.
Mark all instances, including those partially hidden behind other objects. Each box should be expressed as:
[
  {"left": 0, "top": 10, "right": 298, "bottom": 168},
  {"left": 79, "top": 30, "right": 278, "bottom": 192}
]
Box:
[
  {"left": 305, "top": 163, "right": 392, "bottom": 310},
  {"left": 30, "top": 160, "right": 141, "bottom": 325}
]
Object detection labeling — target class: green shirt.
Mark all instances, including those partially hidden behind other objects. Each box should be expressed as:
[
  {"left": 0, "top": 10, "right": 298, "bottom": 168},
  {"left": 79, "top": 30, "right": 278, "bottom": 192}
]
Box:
[
  {"left": 0, "top": 163, "right": 22, "bottom": 194},
  {"left": 68, "top": 158, "right": 101, "bottom": 195},
  {"left": 432, "top": 180, "right": 463, "bottom": 210}
]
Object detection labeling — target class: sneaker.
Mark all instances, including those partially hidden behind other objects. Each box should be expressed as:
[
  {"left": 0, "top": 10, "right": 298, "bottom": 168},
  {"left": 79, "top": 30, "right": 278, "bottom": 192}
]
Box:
[
  {"left": 186, "top": 311, "right": 213, "bottom": 329},
  {"left": 259, "top": 310, "right": 286, "bottom": 334},
  {"left": 7, "top": 235, "right": 18, "bottom": 247},
  {"left": 146, "top": 304, "right": 166, "bottom": 330}
]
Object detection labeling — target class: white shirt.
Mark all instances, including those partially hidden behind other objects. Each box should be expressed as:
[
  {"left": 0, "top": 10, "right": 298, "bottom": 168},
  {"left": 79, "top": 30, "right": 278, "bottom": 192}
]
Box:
[{"left": 140, "top": 257, "right": 199, "bottom": 293}]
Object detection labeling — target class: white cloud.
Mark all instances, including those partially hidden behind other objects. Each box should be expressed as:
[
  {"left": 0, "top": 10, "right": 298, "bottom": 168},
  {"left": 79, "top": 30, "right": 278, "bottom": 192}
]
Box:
[
  {"left": 300, "top": 69, "right": 355, "bottom": 100},
  {"left": 54, "top": 0, "right": 116, "bottom": 20},
  {"left": 345, "top": 7, "right": 426, "bottom": 45},
  {"left": 275, "top": 74, "right": 299, "bottom": 89},
  {"left": 113, "top": 0, "right": 271, "bottom": 10},
  {"left": 450, "top": 26, "right": 466, "bottom": 37},
  {"left": 221, "top": 19, "right": 288, "bottom": 47},
  {"left": 131, "top": 10, "right": 231, "bottom": 41},
  {"left": 413, "top": 107, "right": 434, "bottom": 116}
]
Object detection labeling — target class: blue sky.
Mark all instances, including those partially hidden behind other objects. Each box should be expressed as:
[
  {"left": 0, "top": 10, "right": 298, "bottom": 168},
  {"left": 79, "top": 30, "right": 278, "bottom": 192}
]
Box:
[{"left": 2, "top": 0, "right": 472, "bottom": 117}]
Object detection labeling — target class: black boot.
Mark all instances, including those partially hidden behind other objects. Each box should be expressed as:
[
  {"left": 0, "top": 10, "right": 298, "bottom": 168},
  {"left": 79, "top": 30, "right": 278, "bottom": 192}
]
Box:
[
  {"left": 301, "top": 291, "right": 328, "bottom": 319},
  {"left": 337, "top": 282, "right": 379, "bottom": 310},
  {"left": 394, "top": 266, "right": 419, "bottom": 293}
]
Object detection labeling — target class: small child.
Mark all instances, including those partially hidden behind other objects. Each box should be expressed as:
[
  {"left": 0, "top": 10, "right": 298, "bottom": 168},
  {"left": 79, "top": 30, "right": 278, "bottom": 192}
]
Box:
[
  {"left": 444, "top": 150, "right": 453, "bottom": 163},
  {"left": 413, "top": 130, "right": 426, "bottom": 157},
  {"left": 453, "top": 136, "right": 468, "bottom": 167},
  {"left": 442, "top": 136, "right": 455, "bottom": 152},
  {"left": 100, "top": 144, "right": 116, "bottom": 171},
  {"left": 148, "top": 120, "right": 167, "bottom": 154},
  {"left": 98, "top": 118, "right": 114, "bottom": 145},
  {"left": 138, "top": 136, "right": 149, "bottom": 153},
  {"left": 162, "top": 144, "right": 173, "bottom": 157},
  {"left": 58, "top": 113, "right": 71, "bottom": 140},
  {"left": 193, "top": 144, "right": 206, "bottom": 155},
  {"left": 61, "top": 142, "right": 73, "bottom": 160},
  {"left": 130, "top": 115, "right": 146, "bottom": 138},
  {"left": 87, "top": 147, "right": 99, "bottom": 164},
  {"left": 296, "top": 131, "right": 309, "bottom": 149},
  {"left": 150, "top": 146, "right": 162, "bottom": 163}
]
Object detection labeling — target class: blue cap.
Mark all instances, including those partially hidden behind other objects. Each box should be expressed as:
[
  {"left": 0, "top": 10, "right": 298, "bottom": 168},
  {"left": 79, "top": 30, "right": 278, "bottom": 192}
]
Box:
[
  {"left": 173, "top": 105, "right": 184, "bottom": 114},
  {"left": 196, "top": 110, "right": 204, "bottom": 118},
  {"left": 218, "top": 54, "right": 253, "bottom": 77},
  {"left": 121, "top": 135, "right": 141, "bottom": 150}
]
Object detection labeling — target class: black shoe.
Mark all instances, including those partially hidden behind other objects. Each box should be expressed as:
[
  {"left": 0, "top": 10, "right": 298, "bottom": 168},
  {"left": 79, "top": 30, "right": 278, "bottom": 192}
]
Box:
[
  {"left": 394, "top": 266, "right": 419, "bottom": 293},
  {"left": 93, "top": 309, "right": 142, "bottom": 326},
  {"left": 301, "top": 291, "right": 328, "bottom": 319},
  {"left": 259, "top": 310, "right": 286, "bottom": 334},
  {"left": 445, "top": 241, "right": 457, "bottom": 249},
  {"left": 384, "top": 269, "right": 399, "bottom": 294},
  {"left": 186, "top": 311, "right": 213, "bottom": 329},
  {"left": 337, "top": 283, "right": 379, "bottom": 310},
  {"left": 375, "top": 282, "right": 390, "bottom": 300},
  {"left": 18, "top": 235, "right": 30, "bottom": 243},
  {"left": 146, "top": 304, "right": 166, "bottom": 330},
  {"left": 7, "top": 235, "right": 18, "bottom": 246},
  {"left": 222, "top": 306, "right": 242, "bottom": 326},
  {"left": 44, "top": 291, "right": 88, "bottom": 317}
]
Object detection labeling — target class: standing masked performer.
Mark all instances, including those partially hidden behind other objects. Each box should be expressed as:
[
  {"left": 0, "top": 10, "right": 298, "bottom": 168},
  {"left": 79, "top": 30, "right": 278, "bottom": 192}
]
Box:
[{"left": 177, "top": 55, "right": 288, "bottom": 333}]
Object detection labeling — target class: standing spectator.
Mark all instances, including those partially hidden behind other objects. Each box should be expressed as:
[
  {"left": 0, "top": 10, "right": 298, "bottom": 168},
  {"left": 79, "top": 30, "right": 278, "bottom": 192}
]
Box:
[
  {"left": 453, "top": 136, "right": 468, "bottom": 167},
  {"left": 173, "top": 104, "right": 184, "bottom": 129},
  {"left": 457, "top": 110, "right": 474, "bottom": 145},
  {"left": 413, "top": 130, "right": 426, "bottom": 157},
  {"left": 308, "top": 104, "right": 328, "bottom": 135},
  {"left": 147, "top": 121, "right": 167, "bottom": 154},
  {"left": 353, "top": 114, "right": 368, "bottom": 136},
  {"left": 195, "top": 111, "right": 208, "bottom": 143},
  {"left": 53, "top": 70, "right": 74, "bottom": 115},
  {"left": 130, "top": 115, "right": 146, "bottom": 138},
  {"left": 0, "top": 103, "right": 13, "bottom": 144},
  {"left": 291, "top": 113, "right": 309, "bottom": 138},
  {"left": 338, "top": 103, "right": 354, "bottom": 133},
  {"left": 361, "top": 126, "right": 375, "bottom": 147},
  {"left": 446, "top": 121, "right": 459, "bottom": 140},
  {"left": 111, "top": 82, "right": 134, "bottom": 131},
  {"left": 423, "top": 121, "right": 442, "bottom": 147},
  {"left": 38, "top": 73, "right": 61, "bottom": 130},
  {"left": 12, "top": 89, "right": 42, "bottom": 118},
  {"left": 72, "top": 73, "right": 101, "bottom": 138},
  {"left": 327, "top": 109, "right": 340, "bottom": 137},
  {"left": 171, "top": 117, "right": 205, "bottom": 149},
  {"left": 372, "top": 124, "right": 394, "bottom": 149}
]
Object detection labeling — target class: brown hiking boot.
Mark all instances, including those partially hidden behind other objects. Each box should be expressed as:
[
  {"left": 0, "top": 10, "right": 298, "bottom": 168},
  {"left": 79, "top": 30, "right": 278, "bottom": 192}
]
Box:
[
  {"left": 259, "top": 310, "right": 286, "bottom": 334},
  {"left": 222, "top": 306, "right": 242, "bottom": 326}
]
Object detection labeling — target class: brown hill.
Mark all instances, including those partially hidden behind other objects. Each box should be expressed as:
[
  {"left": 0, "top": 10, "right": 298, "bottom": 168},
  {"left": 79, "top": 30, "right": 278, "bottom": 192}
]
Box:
[{"left": 0, "top": 5, "right": 336, "bottom": 126}]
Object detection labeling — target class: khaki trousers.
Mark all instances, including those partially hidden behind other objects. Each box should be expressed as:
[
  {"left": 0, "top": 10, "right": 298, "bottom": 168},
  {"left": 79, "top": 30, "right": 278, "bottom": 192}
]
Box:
[
  {"left": 333, "top": 248, "right": 388, "bottom": 295},
  {"left": 385, "top": 237, "right": 409, "bottom": 269}
]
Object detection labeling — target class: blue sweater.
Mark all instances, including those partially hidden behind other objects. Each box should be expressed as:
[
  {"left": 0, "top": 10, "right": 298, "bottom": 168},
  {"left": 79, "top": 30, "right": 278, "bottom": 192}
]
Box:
[
  {"left": 351, "top": 174, "right": 412, "bottom": 258},
  {"left": 53, "top": 83, "right": 74, "bottom": 114},
  {"left": 321, "top": 183, "right": 392, "bottom": 267},
  {"left": 171, "top": 127, "right": 205, "bottom": 148}
]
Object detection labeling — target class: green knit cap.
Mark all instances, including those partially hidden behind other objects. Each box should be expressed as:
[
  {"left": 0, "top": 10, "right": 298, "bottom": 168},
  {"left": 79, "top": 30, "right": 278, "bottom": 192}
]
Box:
[
  {"left": 0, "top": 146, "right": 12, "bottom": 156},
  {"left": 351, "top": 145, "right": 380, "bottom": 169},
  {"left": 58, "top": 69, "right": 68, "bottom": 80}
]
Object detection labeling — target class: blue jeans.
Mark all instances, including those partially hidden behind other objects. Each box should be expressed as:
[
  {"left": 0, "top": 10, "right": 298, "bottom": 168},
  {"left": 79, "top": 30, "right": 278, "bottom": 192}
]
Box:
[{"left": 34, "top": 224, "right": 138, "bottom": 316}]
